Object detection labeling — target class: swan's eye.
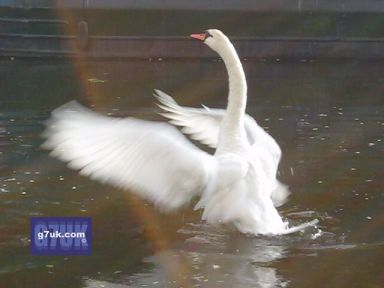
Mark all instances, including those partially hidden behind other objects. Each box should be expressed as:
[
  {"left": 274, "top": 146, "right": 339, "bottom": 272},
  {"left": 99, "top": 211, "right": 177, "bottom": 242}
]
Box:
[{"left": 204, "top": 31, "right": 213, "bottom": 39}]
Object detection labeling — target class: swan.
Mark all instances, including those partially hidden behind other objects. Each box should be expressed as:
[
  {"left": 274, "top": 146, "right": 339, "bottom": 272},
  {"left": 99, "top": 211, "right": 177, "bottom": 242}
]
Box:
[{"left": 42, "top": 29, "right": 317, "bottom": 235}]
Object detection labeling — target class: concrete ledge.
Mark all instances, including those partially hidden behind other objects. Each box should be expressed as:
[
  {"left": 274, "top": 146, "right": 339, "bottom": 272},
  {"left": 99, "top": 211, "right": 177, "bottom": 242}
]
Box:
[
  {"left": 1, "top": 34, "right": 384, "bottom": 59},
  {"left": 3, "top": 0, "right": 384, "bottom": 13}
]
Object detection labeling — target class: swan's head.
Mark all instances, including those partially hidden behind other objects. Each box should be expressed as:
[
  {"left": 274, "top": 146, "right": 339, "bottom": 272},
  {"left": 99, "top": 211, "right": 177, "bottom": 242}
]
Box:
[{"left": 190, "top": 29, "right": 231, "bottom": 53}]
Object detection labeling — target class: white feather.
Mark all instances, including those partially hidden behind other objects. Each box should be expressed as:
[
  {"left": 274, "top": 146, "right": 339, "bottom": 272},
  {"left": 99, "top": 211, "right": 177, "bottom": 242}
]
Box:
[{"left": 42, "top": 101, "right": 215, "bottom": 211}]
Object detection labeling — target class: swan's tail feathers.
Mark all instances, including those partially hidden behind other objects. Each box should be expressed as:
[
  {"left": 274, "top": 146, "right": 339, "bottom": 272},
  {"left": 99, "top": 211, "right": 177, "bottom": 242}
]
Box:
[
  {"left": 271, "top": 181, "right": 290, "bottom": 207},
  {"left": 41, "top": 100, "right": 215, "bottom": 212}
]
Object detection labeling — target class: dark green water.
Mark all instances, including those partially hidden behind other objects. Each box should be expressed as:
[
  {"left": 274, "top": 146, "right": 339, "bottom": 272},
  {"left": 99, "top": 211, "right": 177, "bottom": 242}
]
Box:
[{"left": 0, "top": 58, "right": 383, "bottom": 288}]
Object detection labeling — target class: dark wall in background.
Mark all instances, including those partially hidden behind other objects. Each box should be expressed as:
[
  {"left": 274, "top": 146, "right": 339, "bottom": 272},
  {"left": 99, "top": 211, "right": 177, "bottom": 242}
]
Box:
[{"left": 1, "top": 0, "right": 384, "bottom": 58}]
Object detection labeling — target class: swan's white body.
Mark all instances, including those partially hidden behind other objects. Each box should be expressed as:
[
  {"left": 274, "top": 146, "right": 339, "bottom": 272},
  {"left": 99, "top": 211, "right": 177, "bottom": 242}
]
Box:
[{"left": 42, "top": 29, "right": 317, "bottom": 235}]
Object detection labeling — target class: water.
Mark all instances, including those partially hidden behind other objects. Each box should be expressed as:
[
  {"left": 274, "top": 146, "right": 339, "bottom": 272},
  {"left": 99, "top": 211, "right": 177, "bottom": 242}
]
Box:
[{"left": 0, "top": 58, "right": 383, "bottom": 287}]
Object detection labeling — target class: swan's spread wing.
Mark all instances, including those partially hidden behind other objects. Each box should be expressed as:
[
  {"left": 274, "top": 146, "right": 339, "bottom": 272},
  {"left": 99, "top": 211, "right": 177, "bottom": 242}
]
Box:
[
  {"left": 154, "top": 89, "right": 277, "bottom": 151},
  {"left": 42, "top": 101, "right": 214, "bottom": 211}
]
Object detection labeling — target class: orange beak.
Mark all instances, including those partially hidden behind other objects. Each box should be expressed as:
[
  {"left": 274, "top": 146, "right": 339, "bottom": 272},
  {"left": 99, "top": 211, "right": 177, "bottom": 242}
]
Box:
[{"left": 190, "top": 33, "right": 206, "bottom": 41}]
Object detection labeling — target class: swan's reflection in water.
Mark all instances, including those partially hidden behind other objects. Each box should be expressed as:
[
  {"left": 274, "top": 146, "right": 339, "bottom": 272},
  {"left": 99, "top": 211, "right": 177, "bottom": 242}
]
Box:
[{"left": 84, "top": 223, "right": 288, "bottom": 288}]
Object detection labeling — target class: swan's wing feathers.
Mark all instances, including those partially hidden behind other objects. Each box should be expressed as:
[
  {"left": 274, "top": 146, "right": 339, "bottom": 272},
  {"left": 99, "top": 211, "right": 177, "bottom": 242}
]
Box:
[
  {"left": 154, "top": 89, "right": 274, "bottom": 149},
  {"left": 154, "top": 89, "right": 222, "bottom": 148},
  {"left": 42, "top": 101, "right": 214, "bottom": 211},
  {"left": 245, "top": 115, "right": 282, "bottom": 164}
]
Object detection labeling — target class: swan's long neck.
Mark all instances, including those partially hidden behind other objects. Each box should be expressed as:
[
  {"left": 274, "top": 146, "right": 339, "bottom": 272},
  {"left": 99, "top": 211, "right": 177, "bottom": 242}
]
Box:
[{"left": 216, "top": 40, "right": 248, "bottom": 152}]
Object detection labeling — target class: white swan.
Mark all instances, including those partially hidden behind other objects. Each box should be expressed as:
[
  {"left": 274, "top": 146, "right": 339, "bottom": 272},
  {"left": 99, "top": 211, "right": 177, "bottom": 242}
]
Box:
[{"left": 42, "top": 29, "right": 317, "bottom": 235}]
